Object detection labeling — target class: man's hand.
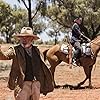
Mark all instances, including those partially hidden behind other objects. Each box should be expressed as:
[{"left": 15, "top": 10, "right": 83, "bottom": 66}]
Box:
[{"left": 87, "top": 38, "right": 91, "bottom": 42}]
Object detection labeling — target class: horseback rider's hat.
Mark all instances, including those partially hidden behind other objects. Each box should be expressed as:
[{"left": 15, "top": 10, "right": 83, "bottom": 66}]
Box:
[{"left": 13, "top": 27, "right": 40, "bottom": 40}]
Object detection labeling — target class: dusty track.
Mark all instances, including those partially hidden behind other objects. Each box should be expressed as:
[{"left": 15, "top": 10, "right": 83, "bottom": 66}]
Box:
[{"left": 0, "top": 45, "right": 100, "bottom": 100}]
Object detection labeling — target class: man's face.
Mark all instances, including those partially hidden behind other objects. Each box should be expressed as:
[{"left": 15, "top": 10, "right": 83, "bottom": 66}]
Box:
[
  {"left": 77, "top": 18, "right": 82, "bottom": 25},
  {"left": 19, "top": 36, "right": 33, "bottom": 48}
]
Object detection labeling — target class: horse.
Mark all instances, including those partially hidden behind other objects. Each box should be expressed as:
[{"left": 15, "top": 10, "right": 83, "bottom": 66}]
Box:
[{"left": 43, "top": 35, "right": 100, "bottom": 89}]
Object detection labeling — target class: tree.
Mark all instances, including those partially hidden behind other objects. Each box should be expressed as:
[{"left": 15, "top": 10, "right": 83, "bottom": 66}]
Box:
[
  {"left": 17, "top": 0, "right": 45, "bottom": 28},
  {"left": 0, "top": 0, "right": 28, "bottom": 43},
  {"left": 0, "top": 1, "right": 15, "bottom": 43},
  {"left": 45, "top": 20, "right": 64, "bottom": 44},
  {"left": 17, "top": 0, "right": 33, "bottom": 28},
  {"left": 40, "top": 0, "right": 100, "bottom": 40},
  {"left": 16, "top": 0, "right": 47, "bottom": 35}
]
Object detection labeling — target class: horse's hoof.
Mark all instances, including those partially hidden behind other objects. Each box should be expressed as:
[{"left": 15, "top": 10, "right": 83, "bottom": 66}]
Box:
[
  {"left": 54, "top": 85, "right": 61, "bottom": 89},
  {"left": 75, "top": 84, "right": 81, "bottom": 89},
  {"left": 88, "top": 85, "right": 93, "bottom": 89}
]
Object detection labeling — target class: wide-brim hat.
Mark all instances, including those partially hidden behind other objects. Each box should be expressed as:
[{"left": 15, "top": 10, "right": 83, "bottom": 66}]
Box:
[{"left": 14, "top": 27, "right": 40, "bottom": 40}]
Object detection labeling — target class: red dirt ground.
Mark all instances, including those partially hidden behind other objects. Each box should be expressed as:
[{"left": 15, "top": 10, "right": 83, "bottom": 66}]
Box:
[{"left": 0, "top": 45, "right": 100, "bottom": 100}]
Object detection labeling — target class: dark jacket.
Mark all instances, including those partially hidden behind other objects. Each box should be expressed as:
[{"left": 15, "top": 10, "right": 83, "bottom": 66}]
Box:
[
  {"left": 71, "top": 23, "right": 81, "bottom": 45},
  {"left": 72, "top": 22, "right": 81, "bottom": 39},
  {"left": 0, "top": 44, "right": 54, "bottom": 95}
]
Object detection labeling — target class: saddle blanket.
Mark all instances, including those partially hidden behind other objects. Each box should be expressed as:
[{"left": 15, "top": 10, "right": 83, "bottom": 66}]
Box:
[
  {"left": 60, "top": 43, "right": 93, "bottom": 56},
  {"left": 60, "top": 44, "right": 69, "bottom": 54}
]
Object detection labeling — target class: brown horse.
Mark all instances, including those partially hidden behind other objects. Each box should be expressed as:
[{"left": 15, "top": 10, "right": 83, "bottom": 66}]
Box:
[{"left": 43, "top": 35, "right": 100, "bottom": 88}]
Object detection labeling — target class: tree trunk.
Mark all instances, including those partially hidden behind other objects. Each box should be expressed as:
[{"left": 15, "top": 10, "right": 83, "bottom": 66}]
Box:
[
  {"left": 5, "top": 31, "right": 11, "bottom": 43},
  {"left": 28, "top": 0, "right": 32, "bottom": 28},
  {"left": 54, "top": 32, "right": 57, "bottom": 45}
]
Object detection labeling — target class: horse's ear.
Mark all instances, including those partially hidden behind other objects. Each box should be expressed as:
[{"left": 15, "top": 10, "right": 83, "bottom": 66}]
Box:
[{"left": 43, "top": 49, "right": 49, "bottom": 61}]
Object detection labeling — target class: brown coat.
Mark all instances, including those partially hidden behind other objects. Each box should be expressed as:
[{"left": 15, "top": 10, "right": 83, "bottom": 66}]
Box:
[{"left": 0, "top": 44, "right": 54, "bottom": 95}]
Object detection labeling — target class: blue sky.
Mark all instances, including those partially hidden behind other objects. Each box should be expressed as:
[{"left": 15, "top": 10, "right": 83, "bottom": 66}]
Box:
[
  {"left": 5, "top": 0, "right": 27, "bottom": 8},
  {"left": 4, "top": 0, "right": 64, "bottom": 42},
  {"left": 5, "top": 0, "right": 37, "bottom": 9}
]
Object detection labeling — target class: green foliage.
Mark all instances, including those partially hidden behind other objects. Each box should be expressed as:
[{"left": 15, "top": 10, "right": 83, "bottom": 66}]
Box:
[
  {"left": 0, "top": 0, "right": 100, "bottom": 44},
  {"left": 0, "top": 0, "right": 48, "bottom": 43},
  {"left": 0, "top": 0, "right": 28, "bottom": 43},
  {"left": 44, "top": 0, "right": 100, "bottom": 40},
  {"left": 0, "top": 1, "right": 12, "bottom": 27},
  {"left": 12, "top": 8, "right": 28, "bottom": 32}
]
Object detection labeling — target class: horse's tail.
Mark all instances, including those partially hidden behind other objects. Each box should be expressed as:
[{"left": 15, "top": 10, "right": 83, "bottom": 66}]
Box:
[{"left": 43, "top": 49, "right": 49, "bottom": 61}]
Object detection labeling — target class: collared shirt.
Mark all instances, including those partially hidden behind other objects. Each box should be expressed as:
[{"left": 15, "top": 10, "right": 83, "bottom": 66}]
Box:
[
  {"left": 25, "top": 47, "right": 32, "bottom": 57},
  {"left": 21, "top": 43, "right": 32, "bottom": 57}
]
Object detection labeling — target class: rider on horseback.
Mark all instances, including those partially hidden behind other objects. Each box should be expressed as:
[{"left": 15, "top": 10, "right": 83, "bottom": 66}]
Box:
[{"left": 70, "top": 17, "right": 90, "bottom": 65}]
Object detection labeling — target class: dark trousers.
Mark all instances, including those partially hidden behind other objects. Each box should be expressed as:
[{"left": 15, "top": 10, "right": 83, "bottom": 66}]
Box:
[{"left": 73, "top": 41, "right": 81, "bottom": 59}]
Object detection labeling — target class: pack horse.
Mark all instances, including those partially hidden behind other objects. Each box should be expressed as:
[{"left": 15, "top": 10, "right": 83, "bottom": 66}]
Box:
[{"left": 43, "top": 35, "right": 100, "bottom": 88}]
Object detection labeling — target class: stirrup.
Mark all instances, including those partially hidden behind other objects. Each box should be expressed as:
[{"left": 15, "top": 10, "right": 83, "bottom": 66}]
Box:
[{"left": 72, "top": 59, "right": 77, "bottom": 66}]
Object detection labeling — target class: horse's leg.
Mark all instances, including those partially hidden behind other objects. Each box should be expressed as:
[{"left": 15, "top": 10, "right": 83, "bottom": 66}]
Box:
[
  {"left": 88, "top": 65, "right": 93, "bottom": 88},
  {"left": 77, "top": 65, "right": 93, "bottom": 88},
  {"left": 77, "top": 65, "right": 90, "bottom": 88},
  {"left": 49, "top": 59, "right": 61, "bottom": 88},
  {"left": 49, "top": 65, "right": 56, "bottom": 87},
  {"left": 77, "top": 77, "right": 88, "bottom": 88},
  {"left": 50, "top": 65, "right": 60, "bottom": 88}
]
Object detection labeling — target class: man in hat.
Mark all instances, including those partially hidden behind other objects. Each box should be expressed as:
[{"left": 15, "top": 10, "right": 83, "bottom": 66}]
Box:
[
  {"left": 70, "top": 17, "right": 90, "bottom": 64},
  {"left": 71, "top": 17, "right": 83, "bottom": 62},
  {"left": 0, "top": 27, "right": 54, "bottom": 100}
]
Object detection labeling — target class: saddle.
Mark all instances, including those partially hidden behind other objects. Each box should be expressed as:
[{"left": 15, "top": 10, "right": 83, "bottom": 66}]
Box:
[
  {"left": 60, "top": 44, "right": 69, "bottom": 54},
  {"left": 81, "top": 43, "right": 92, "bottom": 56},
  {"left": 60, "top": 43, "right": 92, "bottom": 56},
  {"left": 60, "top": 43, "right": 93, "bottom": 66}
]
